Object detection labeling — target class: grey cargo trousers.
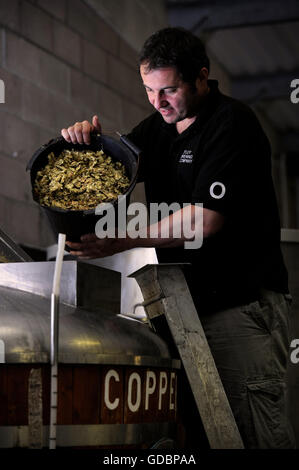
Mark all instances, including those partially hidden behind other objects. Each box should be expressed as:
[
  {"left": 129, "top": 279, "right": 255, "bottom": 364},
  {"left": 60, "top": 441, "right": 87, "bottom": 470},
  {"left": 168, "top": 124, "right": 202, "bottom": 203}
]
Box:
[{"left": 200, "top": 289, "right": 296, "bottom": 449}]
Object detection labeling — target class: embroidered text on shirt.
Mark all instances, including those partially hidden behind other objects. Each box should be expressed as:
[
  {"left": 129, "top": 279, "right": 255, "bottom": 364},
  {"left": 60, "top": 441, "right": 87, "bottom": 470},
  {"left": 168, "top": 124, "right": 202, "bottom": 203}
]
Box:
[{"left": 179, "top": 150, "right": 193, "bottom": 163}]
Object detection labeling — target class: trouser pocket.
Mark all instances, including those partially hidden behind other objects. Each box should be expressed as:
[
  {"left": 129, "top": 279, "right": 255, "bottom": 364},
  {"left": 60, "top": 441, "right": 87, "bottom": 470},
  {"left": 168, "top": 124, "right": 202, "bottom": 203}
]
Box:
[{"left": 246, "top": 379, "right": 295, "bottom": 449}]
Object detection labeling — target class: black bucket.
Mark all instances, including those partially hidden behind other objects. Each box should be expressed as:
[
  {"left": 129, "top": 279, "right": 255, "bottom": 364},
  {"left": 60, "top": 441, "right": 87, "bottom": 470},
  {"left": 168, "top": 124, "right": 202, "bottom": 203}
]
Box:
[{"left": 27, "top": 134, "right": 140, "bottom": 242}]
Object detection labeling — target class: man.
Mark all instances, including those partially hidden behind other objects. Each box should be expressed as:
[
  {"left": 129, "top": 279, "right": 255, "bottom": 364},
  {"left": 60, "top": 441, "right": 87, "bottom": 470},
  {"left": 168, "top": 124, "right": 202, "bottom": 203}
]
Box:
[{"left": 61, "top": 28, "right": 295, "bottom": 448}]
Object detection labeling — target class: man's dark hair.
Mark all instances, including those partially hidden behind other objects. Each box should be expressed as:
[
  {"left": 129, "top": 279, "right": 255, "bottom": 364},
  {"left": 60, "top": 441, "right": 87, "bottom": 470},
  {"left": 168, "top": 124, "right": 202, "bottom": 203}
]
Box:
[{"left": 139, "top": 27, "right": 210, "bottom": 87}]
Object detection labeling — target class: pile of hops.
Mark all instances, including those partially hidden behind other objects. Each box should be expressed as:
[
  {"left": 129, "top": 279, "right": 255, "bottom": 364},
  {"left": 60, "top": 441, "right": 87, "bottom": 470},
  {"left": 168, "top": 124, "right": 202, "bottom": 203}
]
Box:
[{"left": 34, "top": 149, "right": 130, "bottom": 210}]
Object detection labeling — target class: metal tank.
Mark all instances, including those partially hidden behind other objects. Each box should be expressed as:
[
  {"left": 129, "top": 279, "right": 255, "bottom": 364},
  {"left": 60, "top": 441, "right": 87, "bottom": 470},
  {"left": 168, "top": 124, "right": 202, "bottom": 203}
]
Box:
[{"left": 0, "top": 260, "right": 180, "bottom": 448}]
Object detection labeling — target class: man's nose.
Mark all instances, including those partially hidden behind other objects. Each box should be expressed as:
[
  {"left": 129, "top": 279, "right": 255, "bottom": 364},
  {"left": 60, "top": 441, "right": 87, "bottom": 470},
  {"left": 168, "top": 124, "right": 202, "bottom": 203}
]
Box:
[{"left": 153, "top": 92, "right": 167, "bottom": 109}]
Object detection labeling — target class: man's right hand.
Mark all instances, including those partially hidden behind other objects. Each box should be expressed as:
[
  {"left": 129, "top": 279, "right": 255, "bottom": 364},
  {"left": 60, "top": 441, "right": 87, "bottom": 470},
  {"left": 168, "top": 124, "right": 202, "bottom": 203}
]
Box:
[{"left": 61, "top": 115, "right": 102, "bottom": 145}]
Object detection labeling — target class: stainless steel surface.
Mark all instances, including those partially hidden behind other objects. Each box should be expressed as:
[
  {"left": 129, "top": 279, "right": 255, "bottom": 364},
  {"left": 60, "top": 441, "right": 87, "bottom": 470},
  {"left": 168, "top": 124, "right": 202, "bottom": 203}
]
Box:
[
  {"left": 0, "top": 228, "right": 32, "bottom": 263},
  {"left": 0, "top": 260, "right": 121, "bottom": 314},
  {"left": 0, "top": 282, "right": 179, "bottom": 367},
  {"left": 88, "top": 247, "right": 158, "bottom": 317},
  {"left": 0, "top": 423, "right": 176, "bottom": 448},
  {"left": 0, "top": 260, "right": 180, "bottom": 450}
]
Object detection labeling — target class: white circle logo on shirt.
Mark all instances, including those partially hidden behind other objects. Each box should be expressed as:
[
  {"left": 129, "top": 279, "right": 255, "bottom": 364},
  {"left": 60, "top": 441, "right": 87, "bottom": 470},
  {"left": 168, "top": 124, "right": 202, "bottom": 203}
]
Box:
[{"left": 210, "top": 182, "right": 226, "bottom": 199}]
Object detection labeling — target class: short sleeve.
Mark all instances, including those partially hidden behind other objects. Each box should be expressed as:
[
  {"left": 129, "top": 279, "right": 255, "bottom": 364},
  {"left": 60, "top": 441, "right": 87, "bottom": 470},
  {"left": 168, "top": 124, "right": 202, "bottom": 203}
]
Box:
[{"left": 191, "top": 111, "right": 269, "bottom": 216}]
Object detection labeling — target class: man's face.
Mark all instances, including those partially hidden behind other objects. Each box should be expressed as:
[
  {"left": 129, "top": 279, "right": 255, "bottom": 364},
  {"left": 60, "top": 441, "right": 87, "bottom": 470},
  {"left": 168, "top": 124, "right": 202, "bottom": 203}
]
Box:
[{"left": 140, "top": 64, "right": 200, "bottom": 124}]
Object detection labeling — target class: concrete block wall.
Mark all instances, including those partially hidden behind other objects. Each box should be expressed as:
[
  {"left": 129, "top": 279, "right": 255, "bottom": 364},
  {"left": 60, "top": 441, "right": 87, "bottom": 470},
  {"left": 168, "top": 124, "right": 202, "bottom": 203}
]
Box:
[
  {"left": 85, "top": 0, "right": 168, "bottom": 52},
  {"left": 0, "top": 0, "right": 158, "bottom": 248}
]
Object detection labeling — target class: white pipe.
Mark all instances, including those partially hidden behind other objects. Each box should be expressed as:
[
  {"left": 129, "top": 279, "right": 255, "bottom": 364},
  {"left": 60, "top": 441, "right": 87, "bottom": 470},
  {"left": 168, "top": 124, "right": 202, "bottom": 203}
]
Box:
[
  {"left": 52, "top": 234, "right": 66, "bottom": 296},
  {"left": 49, "top": 233, "right": 66, "bottom": 450},
  {"left": 0, "top": 339, "right": 5, "bottom": 363}
]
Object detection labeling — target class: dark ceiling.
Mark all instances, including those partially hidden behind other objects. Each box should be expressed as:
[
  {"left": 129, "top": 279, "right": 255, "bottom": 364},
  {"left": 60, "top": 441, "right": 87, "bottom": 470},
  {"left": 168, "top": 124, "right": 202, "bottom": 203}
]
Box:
[{"left": 166, "top": 0, "right": 299, "bottom": 153}]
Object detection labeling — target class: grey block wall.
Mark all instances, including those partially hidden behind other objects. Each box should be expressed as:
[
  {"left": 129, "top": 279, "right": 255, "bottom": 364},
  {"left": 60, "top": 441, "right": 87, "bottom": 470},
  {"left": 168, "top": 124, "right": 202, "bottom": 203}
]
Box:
[{"left": 0, "top": 0, "right": 155, "bottom": 248}]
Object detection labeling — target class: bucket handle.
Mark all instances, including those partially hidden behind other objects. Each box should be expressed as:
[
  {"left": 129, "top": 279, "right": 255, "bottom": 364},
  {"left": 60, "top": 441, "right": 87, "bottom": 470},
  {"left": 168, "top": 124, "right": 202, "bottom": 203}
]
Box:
[{"left": 116, "top": 132, "right": 141, "bottom": 160}]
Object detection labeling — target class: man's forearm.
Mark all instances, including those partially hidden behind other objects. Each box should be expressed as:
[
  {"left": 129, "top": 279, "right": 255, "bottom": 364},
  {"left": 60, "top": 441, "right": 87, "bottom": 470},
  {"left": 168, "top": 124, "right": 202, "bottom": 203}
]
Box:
[
  {"left": 127, "top": 205, "right": 202, "bottom": 249},
  {"left": 67, "top": 205, "right": 224, "bottom": 259}
]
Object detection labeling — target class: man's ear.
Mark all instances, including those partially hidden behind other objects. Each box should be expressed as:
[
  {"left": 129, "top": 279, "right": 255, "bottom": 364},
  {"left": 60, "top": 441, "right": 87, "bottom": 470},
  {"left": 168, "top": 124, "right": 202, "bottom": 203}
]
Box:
[
  {"left": 197, "top": 67, "right": 209, "bottom": 83},
  {"left": 195, "top": 68, "right": 209, "bottom": 93}
]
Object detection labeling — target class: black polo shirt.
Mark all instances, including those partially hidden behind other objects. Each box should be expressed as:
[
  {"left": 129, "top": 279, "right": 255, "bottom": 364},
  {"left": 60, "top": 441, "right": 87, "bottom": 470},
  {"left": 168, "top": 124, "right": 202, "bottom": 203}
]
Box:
[{"left": 128, "top": 80, "right": 288, "bottom": 313}]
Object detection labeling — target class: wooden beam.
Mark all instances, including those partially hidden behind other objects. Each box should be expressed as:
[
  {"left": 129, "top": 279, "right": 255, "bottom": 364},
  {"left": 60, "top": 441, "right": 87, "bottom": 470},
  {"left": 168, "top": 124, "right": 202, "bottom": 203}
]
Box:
[{"left": 130, "top": 264, "right": 244, "bottom": 449}]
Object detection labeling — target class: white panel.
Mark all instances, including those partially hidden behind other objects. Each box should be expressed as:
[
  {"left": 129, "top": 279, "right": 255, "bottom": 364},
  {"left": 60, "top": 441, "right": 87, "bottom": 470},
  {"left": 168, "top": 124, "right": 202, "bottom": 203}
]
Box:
[{"left": 0, "top": 339, "right": 5, "bottom": 363}]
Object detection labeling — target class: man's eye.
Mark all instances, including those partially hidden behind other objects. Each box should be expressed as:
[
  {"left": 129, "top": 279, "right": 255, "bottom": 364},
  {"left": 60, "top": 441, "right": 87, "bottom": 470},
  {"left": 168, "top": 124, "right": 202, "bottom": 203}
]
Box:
[{"left": 166, "top": 89, "right": 176, "bottom": 94}]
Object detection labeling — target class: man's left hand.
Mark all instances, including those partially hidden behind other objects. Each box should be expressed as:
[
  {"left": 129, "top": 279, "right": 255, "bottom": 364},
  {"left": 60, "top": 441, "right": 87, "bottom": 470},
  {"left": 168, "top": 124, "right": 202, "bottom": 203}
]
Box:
[{"left": 66, "top": 234, "right": 132, "bottom": 259}]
